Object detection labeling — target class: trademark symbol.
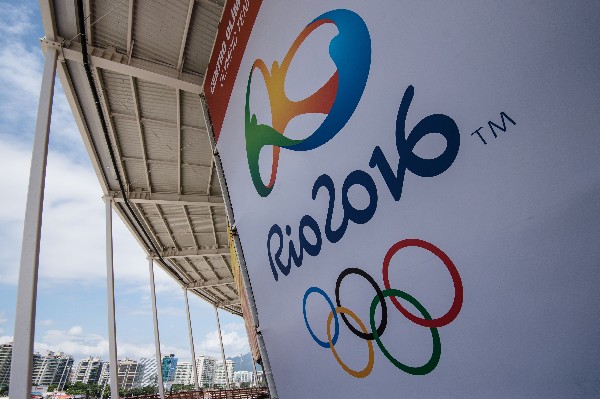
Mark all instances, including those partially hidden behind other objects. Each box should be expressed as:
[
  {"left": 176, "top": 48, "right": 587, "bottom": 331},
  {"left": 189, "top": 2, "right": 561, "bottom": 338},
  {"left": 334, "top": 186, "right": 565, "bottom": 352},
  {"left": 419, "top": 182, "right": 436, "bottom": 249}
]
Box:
[{"left": 471, "top": 112, "right": 516, "bottom": 145}]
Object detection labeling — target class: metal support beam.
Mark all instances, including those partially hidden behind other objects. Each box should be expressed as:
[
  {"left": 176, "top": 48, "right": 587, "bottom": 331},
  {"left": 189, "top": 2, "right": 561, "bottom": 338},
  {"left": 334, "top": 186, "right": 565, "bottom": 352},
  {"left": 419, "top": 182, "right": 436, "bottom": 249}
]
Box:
[
  {"left": 130, "top": 76, "right": 152, "bottom": 191},
  {"left": 127, "top": 0, "right": 135, "bottom": 55},
  {"left": 155, "top": 204, "right": 178, "bottom": 249},
  {"left": 149, "top": 258, "right": 166, "bottom": 399},
  {"left": 105, "top": 200, "right": 119, "bottom": 399},
  {"left": 10, "top": 47, "right": 57, "bottom": 399},
  {"left": 55, "top": 60, "right": 109, "bottom": 193},
  {"left": 156, "top": 247, "right": 229, "bottom": 259},
  {"left": 111, "top": 111, "right": 206, "bottom": 132},
  {"left": 40, "top": 0, "right": 57, "bottom": 41},
  {"left": 187, "top": 277, "right": 234, "bottom": 289},
  {"left": 110, "top": 191, "right": 224, "bottom": 207},
  {"left": 217, "top": 298, "right": 241, "bottom": 307},
  {"left": 178, "top": 0, "right": 195, "bottom": 71},
  {"left": 84, "top": 0, "right": 92, "bottom": 44},
  {"left": 207, "top": 156, "right": 214, "bottom": 195},
  {"left": 182, "top": 205, "right": 200, "bottom": 248},
  {"left": 214, "top": 305, "right": 230, "bottom": 389},
  {"left": 184, "top": 288, "right": 200, "bottom": 390},
  {"left": 122, "top": 156, "right": 211, "bottom": 169},
  {"left": 94, "top": 66, "right": 130, "bottom": 186},
  {"left": 43, "top": 39, "right": 202, "bottom": 93},
  {"left": 177, "top": 89, "right": 182, "bottom": 194}
]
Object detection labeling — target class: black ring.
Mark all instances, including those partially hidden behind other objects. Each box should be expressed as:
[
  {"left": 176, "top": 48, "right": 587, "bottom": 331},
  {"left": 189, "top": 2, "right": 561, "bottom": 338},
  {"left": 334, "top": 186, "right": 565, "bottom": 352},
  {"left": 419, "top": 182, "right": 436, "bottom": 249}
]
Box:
[{"left": 335, "top": 267, "right": 388, "bottom": 340}]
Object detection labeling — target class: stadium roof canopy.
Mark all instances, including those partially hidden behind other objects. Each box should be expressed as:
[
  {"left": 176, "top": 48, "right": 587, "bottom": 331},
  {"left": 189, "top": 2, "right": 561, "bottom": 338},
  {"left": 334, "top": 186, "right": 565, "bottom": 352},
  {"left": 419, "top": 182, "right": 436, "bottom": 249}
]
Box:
[{"left": 39, "top": 0, "right": 242, "bottom": 315}]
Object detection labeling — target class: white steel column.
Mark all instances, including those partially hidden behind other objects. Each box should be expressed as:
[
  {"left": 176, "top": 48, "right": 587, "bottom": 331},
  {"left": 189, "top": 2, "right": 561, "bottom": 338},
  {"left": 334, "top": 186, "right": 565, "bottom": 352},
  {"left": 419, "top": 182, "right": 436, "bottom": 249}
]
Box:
[
  {"left": 10, "top": 47, "right": 57, "bottom": 399},
  {"left": 105, "top": 200, "right": 119, "bottom": 399},
  {"left": 184, "top": 288, "right": 200, "bottom": 390},
  {"left": 214, "top": 305, "right": 230, "bottom": 389},
  {"left": 149, "top": 259, "right": 166, "bottom": 399}
]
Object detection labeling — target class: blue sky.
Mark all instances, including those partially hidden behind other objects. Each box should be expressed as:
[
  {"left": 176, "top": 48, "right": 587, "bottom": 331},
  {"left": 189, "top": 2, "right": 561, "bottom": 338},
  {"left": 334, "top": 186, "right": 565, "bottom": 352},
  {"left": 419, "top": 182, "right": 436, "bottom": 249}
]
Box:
[{"left": 0, "top": 0, "right": 249, "bottom": 362}]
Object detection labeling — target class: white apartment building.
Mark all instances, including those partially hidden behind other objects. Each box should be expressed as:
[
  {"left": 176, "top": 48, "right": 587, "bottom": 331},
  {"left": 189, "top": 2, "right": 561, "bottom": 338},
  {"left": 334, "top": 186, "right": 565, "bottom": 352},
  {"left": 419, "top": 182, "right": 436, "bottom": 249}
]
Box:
[
  {"left": 173, "top": 362, "right": 194, "bottom": 385},
  {"left": 69, "top": 356, "right": 104, "bottom": 384},
  {"left": 195, "top": 356, "right": 216, "bottom": 388},
  {"left": 0, "top": 343, "right": 12, "bottom": 389},
  {"left": 98, "top": 358, "right": 142, "bottom": 390},
  {"left": 138, "top": 357, "right": 158, "bottom": 387},
  {"left": 98, "top": 362, "right": 109, "bottom": 386},
  {"left": 32, "top": 351, "right": 73, "bottom": 388},
  {"left": 213, "top": 359, "right": 234, "bottom": 388},
  {"left": 117, "top": 358, "right": 142, "bottom": 390},
  {"left": 233, "top": 370, "right": 253, "bottom": 385}
]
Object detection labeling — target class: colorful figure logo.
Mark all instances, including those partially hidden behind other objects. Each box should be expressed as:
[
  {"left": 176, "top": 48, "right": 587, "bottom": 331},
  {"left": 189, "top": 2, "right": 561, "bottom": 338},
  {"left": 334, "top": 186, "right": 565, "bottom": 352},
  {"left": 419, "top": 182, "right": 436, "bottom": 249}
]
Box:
[{"left": 245, "top": 9, "right": 371, "bottom": 197}]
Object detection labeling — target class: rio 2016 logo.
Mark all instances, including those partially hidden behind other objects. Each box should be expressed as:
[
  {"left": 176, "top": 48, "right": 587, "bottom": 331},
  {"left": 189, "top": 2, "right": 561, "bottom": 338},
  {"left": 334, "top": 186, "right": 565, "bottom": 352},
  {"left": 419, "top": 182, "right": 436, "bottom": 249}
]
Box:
[
  {"left": 245, "top": 9, "right": 371, "bottom": 197},
  {"left": 249, "top": 8, "right": 463, "bottom": 378}
]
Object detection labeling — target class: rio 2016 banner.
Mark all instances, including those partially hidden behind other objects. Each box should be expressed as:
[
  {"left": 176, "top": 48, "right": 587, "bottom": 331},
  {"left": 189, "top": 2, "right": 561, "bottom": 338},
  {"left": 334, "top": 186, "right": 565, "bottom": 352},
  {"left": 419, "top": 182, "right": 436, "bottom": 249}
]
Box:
[{"left": 205, "top": 1, "right": 600, "bottom": 397}]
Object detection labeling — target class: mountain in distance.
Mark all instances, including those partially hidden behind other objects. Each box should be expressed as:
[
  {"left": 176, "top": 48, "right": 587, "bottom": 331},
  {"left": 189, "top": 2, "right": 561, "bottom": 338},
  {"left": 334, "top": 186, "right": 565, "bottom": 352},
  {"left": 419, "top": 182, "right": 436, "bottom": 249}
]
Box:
[{"left": 226, "top": 352, "right": 263, "bottom": 372}]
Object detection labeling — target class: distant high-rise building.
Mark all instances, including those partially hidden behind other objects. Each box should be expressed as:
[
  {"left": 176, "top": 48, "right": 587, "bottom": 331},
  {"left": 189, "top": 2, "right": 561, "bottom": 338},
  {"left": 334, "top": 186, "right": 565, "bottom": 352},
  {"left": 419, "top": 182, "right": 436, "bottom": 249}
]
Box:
[
  {"left": 117, "top": 358, "right": 142, "bottom": 390},
  {"left": 233, "top": 370, "right": 253, "bottom": 385},
  {"left": 161, "top": 354, "right": 178, "bottom": 383},
  {"left": 213, "top": 359, "right": 234, "bottom": 388},
  {"left": 69, "top": 356, "right": 104, "bottom": 385},
  {"left": 32, "top": 351, "right": 73, "bottom": 387},
  {"left": 256, "top": 371, "right": 264, "bottom": 386},
  {"left": 98, "top": 359, "right": 142, "bottom": 390},
  {"left": 138, "top": 357, "right": 158, "bottom": 387},
  {"left": 98, "top": 362, "right": 110, "bottom": 386},
  {"left": 195, "top": 356, "right": 215, "bottom": 388},
  {"left": 173, "top": 362, "right": 194, "bottom": 385},
  {"left": 0, "top": 343, "right": 12, "bottom": 389}
]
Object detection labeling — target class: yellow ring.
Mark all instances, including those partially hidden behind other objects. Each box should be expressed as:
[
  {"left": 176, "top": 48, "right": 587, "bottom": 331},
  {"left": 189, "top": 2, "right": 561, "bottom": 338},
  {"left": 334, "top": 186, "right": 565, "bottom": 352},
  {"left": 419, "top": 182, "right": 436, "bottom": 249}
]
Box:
[{"left": 327, "top": 306, "right": 374, "bottom": 378}]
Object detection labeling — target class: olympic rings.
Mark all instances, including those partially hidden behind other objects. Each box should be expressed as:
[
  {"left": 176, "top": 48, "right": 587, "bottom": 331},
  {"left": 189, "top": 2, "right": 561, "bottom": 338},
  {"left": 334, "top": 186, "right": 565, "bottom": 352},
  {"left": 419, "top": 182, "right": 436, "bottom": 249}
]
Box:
[
  {"left": 303, "top": 286, "right": 339, "bottom": 348},
  {"left": 382, "top": 238, "right": 463, "bottom": 328},
  {"left": 335, "top": 268, "right": 387, "bottom": 340},
  {"left": 370, "top": 289, "right": 441, "bottom": 375},
  {"left": 327, "top": 307, "right": 374, "bottom": 378},
  {"left": 302, "top": 238, "right": 462, "bottom": 378}
]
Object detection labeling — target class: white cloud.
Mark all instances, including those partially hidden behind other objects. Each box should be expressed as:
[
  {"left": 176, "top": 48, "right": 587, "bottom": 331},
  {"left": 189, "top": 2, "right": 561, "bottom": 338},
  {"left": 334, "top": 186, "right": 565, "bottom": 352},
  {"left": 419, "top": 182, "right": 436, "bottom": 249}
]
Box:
[
  {"left": 0, "top": 4, "right": 34, "bottom": 36},
  {"left": 32, "top": 325, "right": 189, "bottom": 361},
  {"left": 0, "top": 137, "right": 176, "bottom": 288},
  {"left": 0, "top": 335, "right": 13, "bottom": 345},
  {"left": 197, "top": 323, "right": 249, "bottom": 358},
  {"left": 37, "top": 327, "right": 107, "bottom": 357}
]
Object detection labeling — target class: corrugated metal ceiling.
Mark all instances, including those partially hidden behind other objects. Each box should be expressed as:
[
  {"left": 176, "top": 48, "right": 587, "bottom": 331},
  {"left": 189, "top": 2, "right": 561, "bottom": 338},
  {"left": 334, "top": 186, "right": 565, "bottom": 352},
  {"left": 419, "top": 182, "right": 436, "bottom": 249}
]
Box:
[{"left": 44, "top": 0, "right": 240, "bottom": 315}]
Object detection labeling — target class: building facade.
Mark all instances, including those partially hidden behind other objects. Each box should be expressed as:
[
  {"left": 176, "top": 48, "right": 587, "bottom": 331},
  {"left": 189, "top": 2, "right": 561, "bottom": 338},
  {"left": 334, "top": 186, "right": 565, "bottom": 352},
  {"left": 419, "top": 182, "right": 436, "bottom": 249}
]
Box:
[
  {"left": 213, "top": 360, "right": 234, "bottom": 388},
  {"left": 195, "top": 356, "right": 216, "bottom": 388},
  {"left": 69, "top": 356, "right": 104, "bottom": 385},
  {"left": 32, "top": 351, "right": 73, "bottom": 387},
  {"left": 117, "top": 358, "right": 142, "bottom": 390},
  {"left": 233, "top": 370, "right": 253, "bottom": 386},
  {"left": 173, "top": 362, "right": 194, "bottom": 386},
  {"left": 98, "top": 359, "right": 142, "bottom": 390},
  {"left": 138, "top": 357, "right": 158, "bottom": 387},
  {"left": 161, "top": 354, "right": 178, "bottom": 384},
  {"left": 0, "top": 343, "right": 12, "bottom": 389},
  {"left": 98, "top": 362, "right": 110, "bottom": 387}
]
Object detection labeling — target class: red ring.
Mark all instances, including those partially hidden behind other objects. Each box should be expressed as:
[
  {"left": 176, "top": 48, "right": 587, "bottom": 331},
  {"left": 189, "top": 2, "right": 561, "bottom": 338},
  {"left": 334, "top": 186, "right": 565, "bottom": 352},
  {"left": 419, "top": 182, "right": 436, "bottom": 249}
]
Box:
[{"left": 382, "top": 239, "right": 463, "bottom": 328}]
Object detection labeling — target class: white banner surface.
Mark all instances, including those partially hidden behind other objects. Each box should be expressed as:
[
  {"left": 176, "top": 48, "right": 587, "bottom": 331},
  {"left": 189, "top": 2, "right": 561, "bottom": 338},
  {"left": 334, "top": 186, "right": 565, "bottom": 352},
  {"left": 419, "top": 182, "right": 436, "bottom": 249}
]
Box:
[{"left": 213, "top": 1, "right": 600, "bottom": 397}]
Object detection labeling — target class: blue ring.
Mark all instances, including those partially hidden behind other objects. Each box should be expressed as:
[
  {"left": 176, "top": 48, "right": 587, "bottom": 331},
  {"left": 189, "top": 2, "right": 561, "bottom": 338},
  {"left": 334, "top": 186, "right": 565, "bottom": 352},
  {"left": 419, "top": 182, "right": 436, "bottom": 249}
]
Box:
[{"left": 303, "top": 287, "right": 339, "bottom": 348}]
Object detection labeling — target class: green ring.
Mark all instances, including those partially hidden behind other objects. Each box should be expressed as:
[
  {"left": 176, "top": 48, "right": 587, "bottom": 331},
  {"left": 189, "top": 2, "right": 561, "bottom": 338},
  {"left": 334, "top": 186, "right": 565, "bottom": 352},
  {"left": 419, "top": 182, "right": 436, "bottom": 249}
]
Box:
[{"left": 370, "top": 289, "right": 441, "bottom": 375}]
